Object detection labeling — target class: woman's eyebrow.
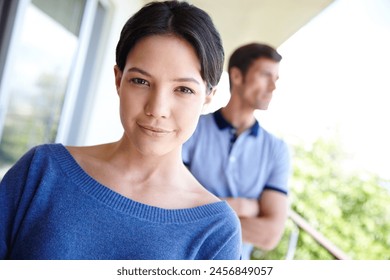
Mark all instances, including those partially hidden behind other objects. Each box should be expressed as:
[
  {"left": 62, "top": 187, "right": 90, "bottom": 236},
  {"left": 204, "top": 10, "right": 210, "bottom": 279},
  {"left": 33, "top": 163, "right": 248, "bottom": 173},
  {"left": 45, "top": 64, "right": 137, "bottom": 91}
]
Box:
[
  {"left": 127, "top": 67, "right": 201, "bottom": 85},
  {"left": 126, "top": 67, "right": 152, "bottom": 77},
  {"left": 172, "top": 77, "right": 200, "bottom": 85}
]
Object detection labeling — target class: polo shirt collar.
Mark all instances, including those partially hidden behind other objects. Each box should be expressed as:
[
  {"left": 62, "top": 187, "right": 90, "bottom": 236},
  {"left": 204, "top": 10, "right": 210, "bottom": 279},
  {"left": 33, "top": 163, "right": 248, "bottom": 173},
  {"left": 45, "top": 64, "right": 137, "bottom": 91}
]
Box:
[{"left": 213, "top": 109, "right": 259, "bottom": 137}]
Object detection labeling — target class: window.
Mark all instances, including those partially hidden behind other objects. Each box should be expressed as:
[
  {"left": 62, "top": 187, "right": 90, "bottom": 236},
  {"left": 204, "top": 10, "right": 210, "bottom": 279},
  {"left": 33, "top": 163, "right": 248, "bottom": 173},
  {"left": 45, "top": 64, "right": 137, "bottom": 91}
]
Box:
[{"left": 0, "top": 0, "right": 109, "bottom": 174}]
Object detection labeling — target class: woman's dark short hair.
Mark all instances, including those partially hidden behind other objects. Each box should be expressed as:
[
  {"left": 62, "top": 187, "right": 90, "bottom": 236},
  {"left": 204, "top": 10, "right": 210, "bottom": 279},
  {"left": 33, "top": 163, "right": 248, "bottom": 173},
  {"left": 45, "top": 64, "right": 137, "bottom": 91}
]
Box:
[
  {"left": 228, "top": 43, "right": 282, "bottom": 77},
  {"left": 116, "top": 0, "right": 224, "bottom": 92}
]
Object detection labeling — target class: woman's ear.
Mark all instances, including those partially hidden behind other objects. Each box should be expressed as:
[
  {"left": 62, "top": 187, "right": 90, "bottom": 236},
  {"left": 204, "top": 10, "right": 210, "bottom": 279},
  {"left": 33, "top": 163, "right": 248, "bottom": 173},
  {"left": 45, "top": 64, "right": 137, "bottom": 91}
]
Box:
[
  {"left": 202, "top": 87, "right": 216, "bottom": 114},
  {"left": 204, "top": 87, "right": 216, "bottom": 105},
  {"left": 114, "top": 65, "right": 122, "bottom": 95}
]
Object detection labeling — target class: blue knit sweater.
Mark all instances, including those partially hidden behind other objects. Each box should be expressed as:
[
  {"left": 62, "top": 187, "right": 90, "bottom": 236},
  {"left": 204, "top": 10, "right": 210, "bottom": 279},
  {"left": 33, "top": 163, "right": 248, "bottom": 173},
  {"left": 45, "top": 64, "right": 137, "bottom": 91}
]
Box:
[{"left": 0, "top": 144, "right": 241, "bottom": 260}]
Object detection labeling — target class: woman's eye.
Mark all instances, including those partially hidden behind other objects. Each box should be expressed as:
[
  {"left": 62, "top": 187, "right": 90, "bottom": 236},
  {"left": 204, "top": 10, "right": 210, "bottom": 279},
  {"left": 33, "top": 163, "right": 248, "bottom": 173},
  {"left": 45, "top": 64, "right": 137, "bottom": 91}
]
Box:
[
  {"left": 131, "top": 78, "right": 149, "bottom": 86},
  {"left": 176, "top": 86, "right": 195, "bottom": 94}
]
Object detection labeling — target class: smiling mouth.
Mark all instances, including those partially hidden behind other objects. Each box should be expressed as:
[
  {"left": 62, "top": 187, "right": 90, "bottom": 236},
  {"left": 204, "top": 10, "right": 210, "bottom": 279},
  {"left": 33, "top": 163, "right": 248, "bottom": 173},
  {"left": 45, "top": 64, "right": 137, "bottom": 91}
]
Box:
[{"left": 138, "top": 123, "right": 173, "bottom": 134}]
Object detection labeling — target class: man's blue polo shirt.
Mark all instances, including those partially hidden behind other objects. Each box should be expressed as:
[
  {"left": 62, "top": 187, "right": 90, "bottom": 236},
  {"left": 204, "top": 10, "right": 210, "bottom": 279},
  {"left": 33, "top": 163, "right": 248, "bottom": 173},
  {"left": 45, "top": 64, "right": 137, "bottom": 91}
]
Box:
[
  {"left": 182, "top": 109, "right": 291, "bottom": 259},
  {"left": 183, "top": 109, "right": 290, "bottom": 197}
]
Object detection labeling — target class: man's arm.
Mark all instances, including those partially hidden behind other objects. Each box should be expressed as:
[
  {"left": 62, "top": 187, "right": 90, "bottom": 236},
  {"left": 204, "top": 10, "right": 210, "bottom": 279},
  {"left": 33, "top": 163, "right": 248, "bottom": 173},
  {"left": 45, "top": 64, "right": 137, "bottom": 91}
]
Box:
[
  {"left": 223, "top": 197, "right": 259, "bottom": 218},
  {"left": 224, "top": 190, "right": 288, "bottom": 251}
]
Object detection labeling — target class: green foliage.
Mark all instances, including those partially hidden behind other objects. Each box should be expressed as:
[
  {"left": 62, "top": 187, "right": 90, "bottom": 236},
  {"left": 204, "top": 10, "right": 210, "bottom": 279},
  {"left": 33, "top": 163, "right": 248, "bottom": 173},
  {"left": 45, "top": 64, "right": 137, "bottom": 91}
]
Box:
[
  {"left": 0, "top": 72, "right": 63, "bottom": 169},
  {"left": 252, "top": 138, "right": 390, "bottom": 260}
]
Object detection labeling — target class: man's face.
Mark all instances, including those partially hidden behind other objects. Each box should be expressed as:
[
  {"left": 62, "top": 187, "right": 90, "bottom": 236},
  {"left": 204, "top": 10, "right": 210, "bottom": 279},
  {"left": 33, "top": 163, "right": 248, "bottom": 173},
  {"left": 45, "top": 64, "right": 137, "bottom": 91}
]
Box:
[{"left": 236, "top": 57, "right": 280, "bottom": 110}]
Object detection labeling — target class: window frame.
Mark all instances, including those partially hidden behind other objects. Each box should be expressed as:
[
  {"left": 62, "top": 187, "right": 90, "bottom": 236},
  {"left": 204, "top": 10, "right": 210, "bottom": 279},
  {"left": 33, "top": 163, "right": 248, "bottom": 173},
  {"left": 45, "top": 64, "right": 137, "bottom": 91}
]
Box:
[{"left": 0, "top": 0, "right": 111, "bottom": 147}]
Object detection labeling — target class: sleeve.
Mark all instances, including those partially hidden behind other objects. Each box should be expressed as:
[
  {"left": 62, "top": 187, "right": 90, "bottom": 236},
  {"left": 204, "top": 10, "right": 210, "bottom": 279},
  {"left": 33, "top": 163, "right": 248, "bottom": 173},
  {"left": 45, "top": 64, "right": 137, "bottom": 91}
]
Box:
[
  {"left": 265, "top": 140, "right": 291, "bottom": 195},
  {"left": 0, "top": 147, "right": 38, "bottom": 259},
  {"left": 211, "top": 230, "right": 242, "bottom": 260},
  {"left": 198, "top": 209, "right": 242, "bottom": 260}
]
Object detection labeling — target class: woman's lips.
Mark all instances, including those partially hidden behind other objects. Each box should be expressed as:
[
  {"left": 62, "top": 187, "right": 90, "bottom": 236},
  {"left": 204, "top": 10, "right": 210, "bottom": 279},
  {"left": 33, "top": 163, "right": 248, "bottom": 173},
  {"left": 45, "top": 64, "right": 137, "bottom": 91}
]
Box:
[{"left": 138, "top": 123, "right": 173, "bottom": 134}]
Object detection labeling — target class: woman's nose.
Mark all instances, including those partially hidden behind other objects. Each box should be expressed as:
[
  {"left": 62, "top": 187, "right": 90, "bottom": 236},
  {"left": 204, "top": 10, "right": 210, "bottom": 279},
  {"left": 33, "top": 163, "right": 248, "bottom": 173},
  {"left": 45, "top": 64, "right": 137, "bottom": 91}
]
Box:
[{"left": 144, "top": 89, "right": 170, "bottom": 118}]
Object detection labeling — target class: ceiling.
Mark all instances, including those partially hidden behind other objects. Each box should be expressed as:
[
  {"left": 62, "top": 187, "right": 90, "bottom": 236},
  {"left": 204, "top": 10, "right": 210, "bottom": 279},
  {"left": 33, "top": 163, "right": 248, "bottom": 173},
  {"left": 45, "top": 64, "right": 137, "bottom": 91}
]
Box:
[{"left": 143, "top": 0, "right": 335, "bottom": 61}]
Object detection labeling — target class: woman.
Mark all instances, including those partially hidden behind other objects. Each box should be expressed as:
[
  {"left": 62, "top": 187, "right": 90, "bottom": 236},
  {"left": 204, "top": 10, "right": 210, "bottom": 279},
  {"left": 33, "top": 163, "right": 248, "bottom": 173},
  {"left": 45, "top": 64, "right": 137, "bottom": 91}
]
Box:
[{"left": 0, "top": 1, "right": 241, "bottom": 260}]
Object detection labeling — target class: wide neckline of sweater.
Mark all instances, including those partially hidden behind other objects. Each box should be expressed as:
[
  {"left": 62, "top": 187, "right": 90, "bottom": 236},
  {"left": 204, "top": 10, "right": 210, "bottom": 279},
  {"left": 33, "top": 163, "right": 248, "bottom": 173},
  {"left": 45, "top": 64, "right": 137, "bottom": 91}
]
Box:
[{"left": 47, "top": 143, "right": 231, "bottom": 224}]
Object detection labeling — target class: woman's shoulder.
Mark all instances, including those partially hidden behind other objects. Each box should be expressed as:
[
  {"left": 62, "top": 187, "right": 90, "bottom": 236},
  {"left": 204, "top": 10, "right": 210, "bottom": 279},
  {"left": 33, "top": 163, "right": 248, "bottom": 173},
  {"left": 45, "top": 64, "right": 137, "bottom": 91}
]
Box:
[
  {"left": 8, "top": 143, "right": 63, "bottom": 169},
  {"left": 0, "top": 143, "right": 68, "bottom": 194}
]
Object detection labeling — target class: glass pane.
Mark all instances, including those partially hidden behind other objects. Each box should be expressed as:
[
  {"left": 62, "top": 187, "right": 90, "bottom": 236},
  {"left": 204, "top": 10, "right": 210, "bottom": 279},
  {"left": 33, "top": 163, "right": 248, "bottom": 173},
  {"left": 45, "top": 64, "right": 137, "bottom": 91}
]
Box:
[
  {"left": 32, "top": 0, "right": 86, "bottom": 36},
  {"left": 0, "top": 0, "right": 85, "bottom": 170}
]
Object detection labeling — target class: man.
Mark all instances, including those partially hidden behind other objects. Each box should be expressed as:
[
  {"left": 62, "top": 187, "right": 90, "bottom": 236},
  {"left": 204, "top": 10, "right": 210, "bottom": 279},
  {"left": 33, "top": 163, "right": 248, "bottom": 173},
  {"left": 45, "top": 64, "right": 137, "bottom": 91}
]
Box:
[{"left": 182, "top": 43, "right": 291, "bottom": 260}]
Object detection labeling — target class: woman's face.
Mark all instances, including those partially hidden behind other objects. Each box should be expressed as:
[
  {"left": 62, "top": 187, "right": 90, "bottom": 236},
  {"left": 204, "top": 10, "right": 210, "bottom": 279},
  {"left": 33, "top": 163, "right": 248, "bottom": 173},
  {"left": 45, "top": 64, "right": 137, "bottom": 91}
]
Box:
[{"left": 114, "top": 35, "right": 212, "bottom": 157}]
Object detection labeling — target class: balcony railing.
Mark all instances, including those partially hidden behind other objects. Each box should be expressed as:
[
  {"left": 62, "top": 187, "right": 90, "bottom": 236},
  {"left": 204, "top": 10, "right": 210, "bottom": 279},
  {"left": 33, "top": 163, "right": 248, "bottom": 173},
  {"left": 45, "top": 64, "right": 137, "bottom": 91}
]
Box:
[{"left": 287, "top": 209, "right": 351, "bottom": 260}]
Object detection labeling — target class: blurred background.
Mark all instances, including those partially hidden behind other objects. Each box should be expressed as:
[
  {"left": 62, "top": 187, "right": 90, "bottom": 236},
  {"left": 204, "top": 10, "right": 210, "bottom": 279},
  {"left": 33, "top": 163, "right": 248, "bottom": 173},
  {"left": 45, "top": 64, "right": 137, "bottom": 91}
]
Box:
[{"left": 0, "top": 0, "right": 389, "bottom": 259}]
